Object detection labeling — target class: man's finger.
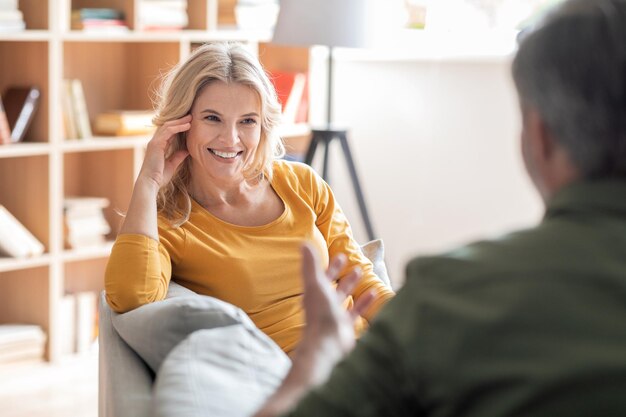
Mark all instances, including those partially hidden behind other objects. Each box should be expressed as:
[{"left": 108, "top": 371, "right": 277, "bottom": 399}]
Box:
[
  {"left": 350, "top": 290, "right": 375, "bottom": 321},
  {"left": 335, "top": 267, "right": 362, "bottom": 299},
  {"left": 301, "top": 242, "right": 324, "bottom": 291},
  {"left": 326, "top": 253, "right": 347, "bottom": 282}
]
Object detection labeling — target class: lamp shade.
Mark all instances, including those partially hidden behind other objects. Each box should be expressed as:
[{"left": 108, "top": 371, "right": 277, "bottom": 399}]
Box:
[{"left": 272, "top": 0, "right": 368, "bottom": 48}]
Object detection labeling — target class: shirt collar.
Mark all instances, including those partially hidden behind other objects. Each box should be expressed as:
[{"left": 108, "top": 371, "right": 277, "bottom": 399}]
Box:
[{"left": 545, "top": 178, "right": 626, "bottom": 219}]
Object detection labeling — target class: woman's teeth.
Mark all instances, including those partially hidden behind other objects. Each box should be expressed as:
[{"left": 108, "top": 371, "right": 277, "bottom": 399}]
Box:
[{"left": 209, "top": 149, "right": 239, "bottom": 159}]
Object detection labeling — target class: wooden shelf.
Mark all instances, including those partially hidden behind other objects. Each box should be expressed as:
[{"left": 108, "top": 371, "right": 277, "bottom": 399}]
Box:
[
  {"left": 61, "top": 136, "right": 150, "bottom": 153},
  {"left": 0, "top": 31, "right": 51, "bottom": 41},
  {"left": 61, "top": 242, "right": 115, "bottom": 263},
  {"left": 61, "top": 29, "right": 272, "bottom": 43},
  {"left": 0, "top": 255, "right": 51, "bottom": 273},
  {"left": 0, "top": 143, "right": 51, "bottom": 158}
]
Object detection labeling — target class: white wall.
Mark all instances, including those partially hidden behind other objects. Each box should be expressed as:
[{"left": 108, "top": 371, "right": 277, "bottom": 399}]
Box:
[{"left": 308, "top": 51, "right": 544, "bottom": 287}]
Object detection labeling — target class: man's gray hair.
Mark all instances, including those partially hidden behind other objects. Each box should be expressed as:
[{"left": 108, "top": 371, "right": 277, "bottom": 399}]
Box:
[{"left": 512, "top": 0, "right": 626, "bottom": 178}]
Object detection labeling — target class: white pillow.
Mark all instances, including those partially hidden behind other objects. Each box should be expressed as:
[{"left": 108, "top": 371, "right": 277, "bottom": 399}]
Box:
[
  {"left": 153, "top": 326, "right": 290, "bottom": 417},
  {"left": 361, "top": 238, "right": 391, "bottom": 287},
  {"left": 112, "top": 294, "right": 252, "bottom": 373}
]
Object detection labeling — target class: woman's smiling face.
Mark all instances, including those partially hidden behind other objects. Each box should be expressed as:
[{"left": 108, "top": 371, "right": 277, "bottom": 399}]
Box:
[{"left": 186, "top": 81, "right": 262, "bottom": 184}]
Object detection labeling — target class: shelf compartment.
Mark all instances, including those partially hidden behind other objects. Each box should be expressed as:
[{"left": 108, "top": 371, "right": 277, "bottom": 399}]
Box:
[
  {"left": 63, "top": 41, "right": 180, "bottom": 129},
  {"left": 0, "top": 155, "right": 50, "bottom": 250},
  {"left": 64, "top": 257, "right": 107, "bottom": 295},
  {"left": 0, "top": 41, "right": 49, "bottom": 143},
  {"left": 64, "top": 149, "right": 134, "bottom": 241},
  {"left": 20, "top": 0, "right": 49, "bottom": 30},
  {"left": 0, "top": 266, "right": 51, "bottom": 356}
]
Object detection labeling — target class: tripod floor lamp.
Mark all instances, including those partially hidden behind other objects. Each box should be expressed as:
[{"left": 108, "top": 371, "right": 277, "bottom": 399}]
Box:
[{"left": 272, "top": 0, "right": 377, "bottom": 241}]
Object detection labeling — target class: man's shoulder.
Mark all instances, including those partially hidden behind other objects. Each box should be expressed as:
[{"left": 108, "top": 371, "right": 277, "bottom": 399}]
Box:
[{"left": 405, "top": 224, "right": 558, "bottom": 290}]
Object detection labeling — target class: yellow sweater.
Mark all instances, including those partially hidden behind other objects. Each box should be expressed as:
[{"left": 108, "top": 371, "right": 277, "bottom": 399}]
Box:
[{"left": 105, "top": 160, "right": 394, "bottom": 354}]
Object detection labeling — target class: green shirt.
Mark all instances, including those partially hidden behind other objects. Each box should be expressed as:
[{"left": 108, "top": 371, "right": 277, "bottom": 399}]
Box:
[{"left": 285, "top": 179, "right": 626, "bottom": 417}]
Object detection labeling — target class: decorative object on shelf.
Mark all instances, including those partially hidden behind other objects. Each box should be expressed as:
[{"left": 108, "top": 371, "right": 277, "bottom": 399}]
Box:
[
  {"left": 0, "top": 0, "right": 25, "bottom": 32},
  {"left": 235, "top": 0, "right": 279, "bottom": 31},
  {"left": 1, "top": 85, "right": 40, "bottom": 143},
  {"left": 137, "top": 0, "right": 188, "bottom": 31},
  {"left": 272, "top": 0, "right": 377, "bottom": 241},
  {"left": 70, "top": 8, "right": 129, "bottom": 33},
  {"left": 0, "top": 96, "right": 10, "bottom": 144},
  {"left": 404, "top": 0, "right": 428, "bottom": 29},
  {"left": 270, "top": 70, "right": 308, "bottom": 125},
  {"left": 94, "top": 109, "right": 156, "bottom": 136},
  {"left": 63, "top": 197, "right": 111, "bottom": 249},
  {"left": 61, "top": 79, "right": 92, "bottom": 140},
  {"left": 0, "top": 324, "right": 46, "bottom": 364},
  {"left": 0, "top": 205, "right": 45, "bottom": 258}
]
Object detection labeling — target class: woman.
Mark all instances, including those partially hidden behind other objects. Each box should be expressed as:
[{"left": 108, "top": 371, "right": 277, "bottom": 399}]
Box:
[{"left": 104, "top": 42, "right": 394, "bottom": 355}]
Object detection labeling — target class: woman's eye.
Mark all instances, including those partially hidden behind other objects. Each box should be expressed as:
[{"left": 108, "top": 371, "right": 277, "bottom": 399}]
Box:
[
  {"left": 205, "top": 115, "right": 220, "bottom": 122},
  {"left": 241, "top": 118, "right": 257, "bottom": 125}
]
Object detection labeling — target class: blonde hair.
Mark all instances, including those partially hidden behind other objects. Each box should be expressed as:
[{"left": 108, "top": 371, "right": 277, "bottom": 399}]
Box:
[{"left": 153, "top": 42, "right": 285, "bottom": 226}]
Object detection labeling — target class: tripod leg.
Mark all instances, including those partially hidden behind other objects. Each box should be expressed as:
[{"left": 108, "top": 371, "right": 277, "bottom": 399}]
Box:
[
  {"left": 338, "top": 133, "right": 376, "bottom": 241},
  {"left": 304, "top": 133, "right": 319, "bottom": 165},
  {"left": 322, "top": 135, "right": 331, "bottom": 183}
]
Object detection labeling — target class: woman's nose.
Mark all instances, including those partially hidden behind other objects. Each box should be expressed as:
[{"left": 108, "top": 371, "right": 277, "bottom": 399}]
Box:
[{"left": 220, "top": 123, "right": 239, "bottom": 145}]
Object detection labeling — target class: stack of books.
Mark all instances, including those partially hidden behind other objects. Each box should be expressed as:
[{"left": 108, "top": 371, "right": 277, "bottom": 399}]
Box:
[
  {"left": 0, "top": 324, "right": 46, "bottom": 364},
  {"left": 0, "top": 205, "right": 45, "bottom": 258},
  {"left": 235, "top": 0, "right": 279, "bottom": 31},
  {"left": 0, "top": 0, "right": 25, "bottom": 32},
  {"left": 137, "top": 0, "right": 188, "bottom": 31},
  {"left": 71, "top": 8, "right": 129, "bottom": 33},
  {"left": 63, "top": 197, "right": 111, "bottom": 249}
]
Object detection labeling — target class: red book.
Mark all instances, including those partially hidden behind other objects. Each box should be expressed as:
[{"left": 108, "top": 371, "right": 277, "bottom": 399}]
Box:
[
  {"left": 0, "top": 97, "right": 10, "bottom": 145},
  {"left": 270, "top": 71, "right": 309, "bottom": 125}
]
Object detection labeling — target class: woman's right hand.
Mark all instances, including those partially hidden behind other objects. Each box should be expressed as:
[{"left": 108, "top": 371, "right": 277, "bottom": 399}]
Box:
[{"left": 138, "top": 114, "right": 191, "bottom": 189}]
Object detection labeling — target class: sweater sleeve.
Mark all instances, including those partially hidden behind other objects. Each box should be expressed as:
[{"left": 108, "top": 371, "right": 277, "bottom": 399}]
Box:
[
  {"left": 104, "top": 217, "right": 185, "bottom": 313},
  {"left": 307, "top": 166, "right": 395, "bottom": 321}
]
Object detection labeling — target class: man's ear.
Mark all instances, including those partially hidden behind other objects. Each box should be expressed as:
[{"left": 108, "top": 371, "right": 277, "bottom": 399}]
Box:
[{"left": 526, "top": 107, "right": 556, "bottom": 164}]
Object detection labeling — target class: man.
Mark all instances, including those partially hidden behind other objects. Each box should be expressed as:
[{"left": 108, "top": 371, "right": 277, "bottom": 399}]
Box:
[{"left": 255, "top": 0, "right": 626, "bottom": 415}]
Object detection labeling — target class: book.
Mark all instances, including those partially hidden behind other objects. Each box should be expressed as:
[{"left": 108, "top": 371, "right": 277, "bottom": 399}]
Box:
[
  {"left": 2, "top": 86, "right": 41, "bottom": 142},
  {"left": 70, "top": 79, "right": 93, "bottom": 139},
  {"left": 75, "top": 291, "right": 97, "bottom": 353},
  {"left": 0, "top": 96, "right": 11, "bottom": 144},
  {"left": 94, "top": 110, "right": 156, "bottom": 136},
  {"left": 58, "top": 294, "right": 76, "bottom": 355},
  {"left": 0, "top": 205, "right": 45, "bottom": 258},
  {"left": 61, "top": 79, "right": 93, "bottom": 139},
  {"left": 270, "top": 71, "right": 309, "bottom": 125},
  {"left": 61, "top": 79, "right": 79, "bottom": 140}
]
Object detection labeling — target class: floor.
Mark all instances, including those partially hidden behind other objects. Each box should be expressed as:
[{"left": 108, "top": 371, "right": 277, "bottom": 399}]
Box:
[{"left": 0, "top": 349, "right": 98, "bottom": 417}]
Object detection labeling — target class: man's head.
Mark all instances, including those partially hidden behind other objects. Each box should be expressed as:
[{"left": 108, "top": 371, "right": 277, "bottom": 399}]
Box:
[{"left": 512, "top": 0, "right": 626, "bottom": 200}]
